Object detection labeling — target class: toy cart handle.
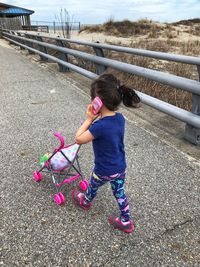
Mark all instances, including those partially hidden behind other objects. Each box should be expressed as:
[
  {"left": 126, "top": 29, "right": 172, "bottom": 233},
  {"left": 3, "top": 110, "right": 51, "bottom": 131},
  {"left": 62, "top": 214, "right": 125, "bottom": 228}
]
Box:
[{"left": 53, "top": 132, "right": 65, "bottom": 151}]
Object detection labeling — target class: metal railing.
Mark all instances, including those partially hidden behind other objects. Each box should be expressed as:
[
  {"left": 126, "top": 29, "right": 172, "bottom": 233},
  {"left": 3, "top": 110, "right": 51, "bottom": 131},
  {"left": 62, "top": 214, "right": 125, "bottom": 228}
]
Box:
[
  {"left": 22, "top": 25, "right": 49, "bottom": 33},
  {"left": 2, "top": 30, "right": 200, "bottom": 145},
  {"left": 31, "top": 20, "right": 81, "bottom": 32}
]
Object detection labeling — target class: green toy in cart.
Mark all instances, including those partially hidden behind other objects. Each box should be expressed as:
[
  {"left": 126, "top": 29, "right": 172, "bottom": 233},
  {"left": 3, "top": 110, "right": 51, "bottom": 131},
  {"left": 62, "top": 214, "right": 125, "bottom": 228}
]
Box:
[{"left": 40, "top": 153, "right": 51, "bottom": 166}]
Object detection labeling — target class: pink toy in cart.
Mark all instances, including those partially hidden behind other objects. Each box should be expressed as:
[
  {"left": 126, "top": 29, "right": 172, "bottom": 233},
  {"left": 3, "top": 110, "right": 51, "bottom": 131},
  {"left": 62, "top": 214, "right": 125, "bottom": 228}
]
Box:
[{"left": 33, "top": 131, "right": 88, "bottom": 205}]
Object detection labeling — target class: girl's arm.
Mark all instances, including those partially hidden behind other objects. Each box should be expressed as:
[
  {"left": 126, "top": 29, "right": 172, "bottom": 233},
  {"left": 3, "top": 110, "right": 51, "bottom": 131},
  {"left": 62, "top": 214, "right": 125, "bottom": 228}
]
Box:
[{"left": 75, "top": 105, "right": 98, "bottom": 144}]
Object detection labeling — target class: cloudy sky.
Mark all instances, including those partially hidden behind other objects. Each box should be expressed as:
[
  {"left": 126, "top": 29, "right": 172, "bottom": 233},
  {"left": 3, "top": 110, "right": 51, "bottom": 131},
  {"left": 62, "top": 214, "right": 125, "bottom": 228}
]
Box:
[{"left": 2, "top": 0, "right": 200, "bottom": 24}]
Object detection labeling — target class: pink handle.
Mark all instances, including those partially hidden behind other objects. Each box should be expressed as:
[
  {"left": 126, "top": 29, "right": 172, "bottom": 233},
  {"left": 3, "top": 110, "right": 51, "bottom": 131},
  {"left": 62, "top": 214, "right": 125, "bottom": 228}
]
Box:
[{"left": 53, "top": 132, "right": 65, "bottom": 152}]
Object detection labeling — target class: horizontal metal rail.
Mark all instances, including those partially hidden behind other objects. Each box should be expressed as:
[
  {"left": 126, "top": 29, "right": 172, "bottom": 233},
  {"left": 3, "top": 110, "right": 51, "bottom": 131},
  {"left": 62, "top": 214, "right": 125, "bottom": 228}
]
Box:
[
  {"left": 3, "top": 32, "right": 200, "bottom": 96},
  {"left": 23, "top": 32, "right": 200, "bottom": 66},
  {"left": 3, "top": 36, "right": 96, "bottom": 79},
  {"left": 3, "top": 35, "right": 200, "bottom": 130}
]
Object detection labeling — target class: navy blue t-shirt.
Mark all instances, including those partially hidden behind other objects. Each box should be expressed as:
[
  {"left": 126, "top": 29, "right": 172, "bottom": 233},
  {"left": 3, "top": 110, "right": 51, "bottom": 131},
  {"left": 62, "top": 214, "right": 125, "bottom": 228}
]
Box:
[{"left": 89, "top": 112, "right": 126, "bottom": 176}]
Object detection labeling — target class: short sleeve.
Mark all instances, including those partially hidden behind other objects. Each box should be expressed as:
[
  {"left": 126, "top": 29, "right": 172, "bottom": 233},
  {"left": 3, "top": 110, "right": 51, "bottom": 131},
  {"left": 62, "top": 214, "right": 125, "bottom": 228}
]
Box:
[{"left": 89, "top": 120, "right": 102, "bottom": 139}]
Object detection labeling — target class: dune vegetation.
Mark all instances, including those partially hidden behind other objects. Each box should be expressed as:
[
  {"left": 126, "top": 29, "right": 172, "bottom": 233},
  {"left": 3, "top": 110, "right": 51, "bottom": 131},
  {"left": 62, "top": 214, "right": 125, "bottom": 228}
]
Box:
[{"left": 76, "top": 18, "right": 200, "bottom": 111}]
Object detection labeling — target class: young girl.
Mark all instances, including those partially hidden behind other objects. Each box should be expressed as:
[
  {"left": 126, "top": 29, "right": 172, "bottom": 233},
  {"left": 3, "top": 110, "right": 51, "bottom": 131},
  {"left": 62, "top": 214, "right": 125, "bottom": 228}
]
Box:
[{"left": 72, "top": 73, "right": 140, "bottom": 233}]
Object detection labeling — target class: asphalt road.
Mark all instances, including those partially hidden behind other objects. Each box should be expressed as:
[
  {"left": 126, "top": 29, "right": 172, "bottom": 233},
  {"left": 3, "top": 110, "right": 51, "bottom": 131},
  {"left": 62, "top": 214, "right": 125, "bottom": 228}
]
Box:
[{"left": 0, "top": 40, "right": 200, "bottom": 267}]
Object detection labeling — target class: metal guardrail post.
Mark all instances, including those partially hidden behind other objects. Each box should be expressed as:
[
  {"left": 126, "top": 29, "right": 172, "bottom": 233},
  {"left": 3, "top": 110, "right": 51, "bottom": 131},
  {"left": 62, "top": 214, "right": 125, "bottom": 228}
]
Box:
[
  {"left": 93, "top": 42, "right": 107, "bottom": 75},
  {"left": 16, "top": 32, "right": 26, "bottom": 50},
  {"left": 34, "top": 35, "right": 48, "bottom": 61},
  {"left": 184, "top": 66, "right": 200, "bottom": 145},
  {"left": 24, "top": 34, "right": 35, "bottom": 54},
  {"left": 6, "top": 30, "right": 15, "bottom": 45},
  {"left": 56, "top": 39, "right": 70, "bottom": 72}
]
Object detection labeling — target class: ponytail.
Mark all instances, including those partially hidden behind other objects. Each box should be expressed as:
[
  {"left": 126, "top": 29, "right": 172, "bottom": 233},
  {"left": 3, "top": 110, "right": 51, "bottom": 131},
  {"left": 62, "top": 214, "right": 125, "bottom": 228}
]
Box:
[
  {"left": 117, "top": 85, "right": 141, "bottom": 107},
  {"left": 91, "top": 73, "right": 141, "bottom": 110}
]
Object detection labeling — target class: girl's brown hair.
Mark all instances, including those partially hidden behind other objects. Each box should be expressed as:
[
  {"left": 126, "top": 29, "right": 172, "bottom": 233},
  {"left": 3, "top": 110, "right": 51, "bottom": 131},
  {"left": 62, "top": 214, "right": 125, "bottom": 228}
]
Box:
[{"left": 91, "top": 73, "right": 140, "bottom": 111}]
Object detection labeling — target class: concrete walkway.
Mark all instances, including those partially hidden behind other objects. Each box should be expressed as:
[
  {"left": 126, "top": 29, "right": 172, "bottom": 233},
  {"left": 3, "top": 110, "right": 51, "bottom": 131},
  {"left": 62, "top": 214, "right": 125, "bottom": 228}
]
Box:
[{"left": 0, "top": 40, "right": 200, "bottom": 267}]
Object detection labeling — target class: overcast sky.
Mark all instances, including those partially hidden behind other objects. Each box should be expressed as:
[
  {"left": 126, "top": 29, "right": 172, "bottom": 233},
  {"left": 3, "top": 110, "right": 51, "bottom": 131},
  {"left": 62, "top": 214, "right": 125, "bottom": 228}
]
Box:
[{"left": 2, "top": 0, "right": 200, "bottom": 24}]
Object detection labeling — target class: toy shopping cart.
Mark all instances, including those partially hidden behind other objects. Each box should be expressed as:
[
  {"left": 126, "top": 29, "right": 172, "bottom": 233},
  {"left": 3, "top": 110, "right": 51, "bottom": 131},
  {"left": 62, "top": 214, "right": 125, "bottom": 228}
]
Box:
[{"left": 32, "top": 131, "right": 88, "bottom": 205}]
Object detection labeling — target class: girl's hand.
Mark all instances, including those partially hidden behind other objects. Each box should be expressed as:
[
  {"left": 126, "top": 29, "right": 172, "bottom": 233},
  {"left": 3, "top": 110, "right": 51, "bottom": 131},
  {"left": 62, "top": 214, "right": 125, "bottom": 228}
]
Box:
[
  {"left": 86, "top": 104, "right": 99, "bottom": 121},
  {"left": 75, "top": 104, "right": 98, "bottom": 144}
]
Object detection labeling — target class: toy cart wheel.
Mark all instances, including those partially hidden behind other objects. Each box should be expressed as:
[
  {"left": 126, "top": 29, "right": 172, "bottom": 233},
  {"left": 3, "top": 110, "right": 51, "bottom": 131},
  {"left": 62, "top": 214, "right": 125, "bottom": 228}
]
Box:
[
  {"left": 33, "top": 171, "right": 42, "bottom": 182},
  {"left": 79, "top": 180, "right": 88, "bottom": 191},
  {"left": 54, "top": 192, "right": 65, "bottom": 205},
  {"left": 58, "top": 192, "right": 65, "bottom": 203}
]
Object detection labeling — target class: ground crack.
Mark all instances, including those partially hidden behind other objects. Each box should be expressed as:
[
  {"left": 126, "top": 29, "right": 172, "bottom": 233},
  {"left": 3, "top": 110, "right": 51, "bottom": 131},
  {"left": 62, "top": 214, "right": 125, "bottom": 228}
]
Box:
[{"left": 162, "top": 218, "right": 194, "bottom": 235}]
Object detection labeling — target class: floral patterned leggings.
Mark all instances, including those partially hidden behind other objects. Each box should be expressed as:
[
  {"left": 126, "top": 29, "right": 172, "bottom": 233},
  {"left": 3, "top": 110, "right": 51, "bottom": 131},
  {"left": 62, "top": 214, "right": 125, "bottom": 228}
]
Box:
[{"left": 85, "top": 171, "right": 130, "bottom": 221}]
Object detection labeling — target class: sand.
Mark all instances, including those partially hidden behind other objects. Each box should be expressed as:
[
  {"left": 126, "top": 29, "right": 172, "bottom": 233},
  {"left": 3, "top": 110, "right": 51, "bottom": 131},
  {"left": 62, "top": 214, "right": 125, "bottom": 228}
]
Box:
[
  {"left": 70, "top": 28, "right": 200, "bottom": 45},
  {"left": 17, "top": 22, "right": 200, "bottom": 47}
]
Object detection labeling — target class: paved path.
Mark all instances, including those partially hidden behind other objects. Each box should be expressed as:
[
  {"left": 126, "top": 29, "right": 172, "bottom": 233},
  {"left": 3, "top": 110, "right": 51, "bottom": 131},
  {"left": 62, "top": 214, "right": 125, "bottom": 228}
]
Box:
[{"left": 0, "top": 40, "right": 200, "bottom": 267}]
